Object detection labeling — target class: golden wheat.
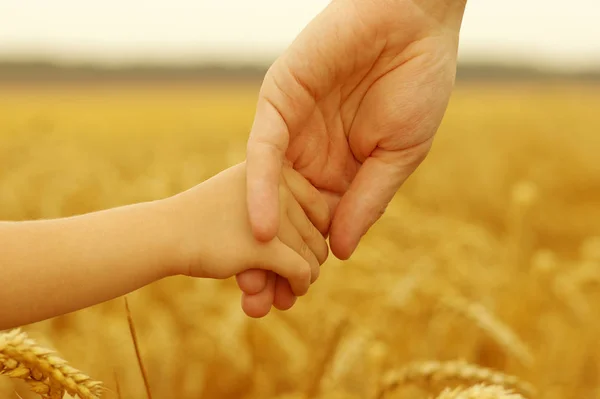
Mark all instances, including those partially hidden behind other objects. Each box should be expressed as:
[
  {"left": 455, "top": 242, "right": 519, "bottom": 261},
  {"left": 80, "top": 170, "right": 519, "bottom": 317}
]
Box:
[
  {"left": 0, "top": 329, "right": 102, "bottom": 399},
  {"left": 434, "top": 384, "right": 525, "bottom": 399},
  {"left": 1, "top": 81, "right": 599, "bottom": 398},
  {"left": 378, "top": 360, "right": 536, "bottom": 398}
]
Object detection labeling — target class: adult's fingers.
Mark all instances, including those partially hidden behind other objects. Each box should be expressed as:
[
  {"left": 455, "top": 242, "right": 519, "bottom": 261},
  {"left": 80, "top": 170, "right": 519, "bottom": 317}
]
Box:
[
  {"left": 282, "top": 167, "right": 331, "bottom": 236},
  {"left": 240, "top": 272, "right": 276, "bottom": 318},
  {"left": 329, "top": 144, "right": 431, "bottom": 260}
]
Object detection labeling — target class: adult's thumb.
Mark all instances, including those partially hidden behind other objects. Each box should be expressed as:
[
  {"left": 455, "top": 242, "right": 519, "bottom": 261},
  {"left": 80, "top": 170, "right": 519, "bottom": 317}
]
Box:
[{"left": 328, "top": 147, "right": 427, "bottom": 260}]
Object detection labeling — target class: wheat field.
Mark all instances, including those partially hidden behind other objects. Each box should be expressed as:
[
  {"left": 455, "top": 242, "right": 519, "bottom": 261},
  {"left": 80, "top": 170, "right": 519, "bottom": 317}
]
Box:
[{"left": 1, "top": 80, "right": 599, "bottom": 399}]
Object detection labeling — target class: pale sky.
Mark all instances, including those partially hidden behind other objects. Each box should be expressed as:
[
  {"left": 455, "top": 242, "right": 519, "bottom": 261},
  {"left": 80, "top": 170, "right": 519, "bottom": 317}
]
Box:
[{"left": 0, "top": 0, "right": 599, "bottom": 70}]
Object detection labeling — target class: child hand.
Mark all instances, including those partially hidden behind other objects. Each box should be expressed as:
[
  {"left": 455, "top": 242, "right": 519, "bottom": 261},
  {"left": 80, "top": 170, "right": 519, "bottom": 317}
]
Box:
[
  {"left": 236, "top": 164, "right": 332, "bottom": 317},
  {"left": 164, "top": 162, "right": 329, "bottom": 298}
]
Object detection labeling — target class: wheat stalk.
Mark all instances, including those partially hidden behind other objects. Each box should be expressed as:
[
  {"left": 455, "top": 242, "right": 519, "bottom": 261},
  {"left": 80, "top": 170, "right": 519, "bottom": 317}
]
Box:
[
  {"left": 438, "top": 295, "right": 534, "bottom": 367},
  {"left": 434, "top": 384, "right": 525, "bottom": 399},
  {"left": 124, "top": 297, "right": 153, "bottom": 399},
  {"left": 378, "top": 360, "right": 535, "bottom": 399},
  {"left": 0, "top": 329, "right": 103, "bottom": 399}
]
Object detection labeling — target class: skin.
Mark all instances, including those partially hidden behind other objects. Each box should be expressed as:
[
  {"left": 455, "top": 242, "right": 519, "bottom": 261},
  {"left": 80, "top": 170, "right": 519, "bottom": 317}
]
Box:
[
  {"left": 0, "top": 162, "right": 329, "bottom": 330},
  {"left": 240, "top": 0, "right": 468, "bottom": 317}
]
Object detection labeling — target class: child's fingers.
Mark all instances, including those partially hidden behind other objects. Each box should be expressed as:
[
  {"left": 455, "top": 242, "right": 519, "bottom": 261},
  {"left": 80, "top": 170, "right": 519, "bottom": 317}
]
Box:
[
  {"left": 240, "top": 273, "right": 276, "bottom": 318},
  {"left": 236, "top": 269, "right": 269, "bottom": 295},
  {"left": 239, "top": 273, "right": 296, "bottom": 314},
  {"left": 256, "top": 240, "right": 311, "bottom": 296},
  {"left": 277, "top": 219, "right": 321, "bottom": 284},
  {"left": 272, "top": 277, "right": 297, "bottom": 311},
  {"left": 287, "top": 197, "right": 329, "bottom": 267},
  {"left": 282, "top": 167, "right": 331, "bottom": 236}
]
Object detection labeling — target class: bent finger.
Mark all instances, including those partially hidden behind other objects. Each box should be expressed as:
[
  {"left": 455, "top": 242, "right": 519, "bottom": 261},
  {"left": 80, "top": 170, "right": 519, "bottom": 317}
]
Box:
[
  {"left": 282, "top": 167, "right": 331, "bottom": 236},
  {"left": 279, "top": 219, "right": 321, "bottom": 284},
  {"left": 273, "top": 277, "right": 297, "bottom": 311},
  {"left": 256, "top": 240, "right": 311, "bottom": 296},
  {"left": 236, "top": 269, "right": 269, "bottom": 295},
  {"left": 287, "top": 196, "right": 329, "bottom": 269},
  {"left": 241, "top": 272, "right": 276, "bottom": 318}
]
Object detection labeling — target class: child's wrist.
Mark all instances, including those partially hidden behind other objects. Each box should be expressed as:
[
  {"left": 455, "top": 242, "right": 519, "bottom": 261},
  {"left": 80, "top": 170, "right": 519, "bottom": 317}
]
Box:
[
  {"left": 154, "top": 187, "right": 214, "bottom": 279},
  {"left": 146, "top": 197, "right": 190, "bottom": 279}
]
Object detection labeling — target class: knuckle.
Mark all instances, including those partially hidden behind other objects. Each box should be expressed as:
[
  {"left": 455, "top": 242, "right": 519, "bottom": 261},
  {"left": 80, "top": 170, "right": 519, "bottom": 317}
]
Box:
[{"left": 300, "top": 241, "right": 311, "bottom": 260}]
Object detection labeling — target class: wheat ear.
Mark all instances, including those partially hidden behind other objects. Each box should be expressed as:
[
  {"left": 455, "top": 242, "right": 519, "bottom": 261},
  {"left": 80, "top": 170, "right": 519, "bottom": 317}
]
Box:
[
  {"left": 0, "top": 329, "right": 103, "bottom": 399},
  {"left": 378, "top": 360, "right": 535, "bottom": 399},
  {"left": 434, "top": 384, "right": 525, "bottom": 399}
]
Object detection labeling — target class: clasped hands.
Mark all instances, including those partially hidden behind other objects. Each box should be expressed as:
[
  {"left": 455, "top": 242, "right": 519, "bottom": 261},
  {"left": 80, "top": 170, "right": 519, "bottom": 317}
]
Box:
[{"left": 235, "top": 0, "right": 467, "bottom": 317}]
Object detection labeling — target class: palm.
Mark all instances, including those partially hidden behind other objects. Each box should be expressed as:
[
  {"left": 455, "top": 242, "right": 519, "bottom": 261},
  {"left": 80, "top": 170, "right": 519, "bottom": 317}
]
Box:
[
  {"left": 285, "top": 43, "right": 455, "bottom": 219},
  {"left": 285, "top": 97, "right": 359, "bottom": 202}
]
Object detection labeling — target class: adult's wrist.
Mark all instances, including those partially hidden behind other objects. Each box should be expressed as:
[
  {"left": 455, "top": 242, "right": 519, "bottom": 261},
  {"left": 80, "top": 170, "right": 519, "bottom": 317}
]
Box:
[
  {"left": 381, "top": 0, "right": 467, "bottom": 32},
  {"left": 415, "top": 0, "right": 467, "bottom": 31}
]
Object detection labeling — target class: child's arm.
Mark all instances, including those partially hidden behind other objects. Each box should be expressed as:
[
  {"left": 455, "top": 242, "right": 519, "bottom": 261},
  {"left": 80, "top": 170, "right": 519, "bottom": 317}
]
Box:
[
  {"left": 0, "top": 162, "right": 329, "bottom": 330},
  {"left": 0, "top": 200, "right": 178, "bottom": 330}
]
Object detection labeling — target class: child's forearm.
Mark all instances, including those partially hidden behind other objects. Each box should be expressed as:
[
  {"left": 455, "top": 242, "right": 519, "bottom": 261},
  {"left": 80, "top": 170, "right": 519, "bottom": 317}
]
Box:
[{"left": 0, "top": 200, "right": 177, "bottom": 330}]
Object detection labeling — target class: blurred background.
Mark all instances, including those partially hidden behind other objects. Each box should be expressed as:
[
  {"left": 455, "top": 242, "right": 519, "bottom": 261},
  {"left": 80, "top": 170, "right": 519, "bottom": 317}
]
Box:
[
  {"left": 1, "top": 1, "right": 600, "bottom": 399},
  {"left": 1, "top": 0, "right": 599, "bottom": 69}
]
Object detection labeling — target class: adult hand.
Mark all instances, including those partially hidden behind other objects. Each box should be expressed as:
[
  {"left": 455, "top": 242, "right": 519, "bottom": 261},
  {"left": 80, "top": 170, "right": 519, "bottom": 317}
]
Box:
[{"left": 238, "top": 0, "right": 467, "bottom": 317}]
